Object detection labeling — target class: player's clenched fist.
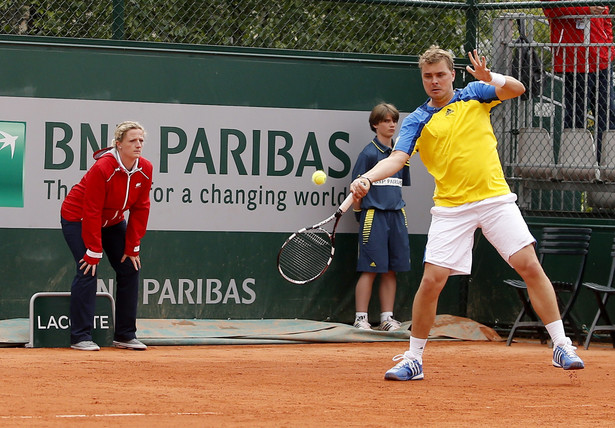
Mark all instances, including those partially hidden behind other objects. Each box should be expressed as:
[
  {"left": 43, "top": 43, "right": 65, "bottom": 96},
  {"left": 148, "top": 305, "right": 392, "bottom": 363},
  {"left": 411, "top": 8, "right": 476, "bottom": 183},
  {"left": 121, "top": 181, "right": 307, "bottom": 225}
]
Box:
[{"left": 350, "top": 177, "right": 370, "bottom": 199}]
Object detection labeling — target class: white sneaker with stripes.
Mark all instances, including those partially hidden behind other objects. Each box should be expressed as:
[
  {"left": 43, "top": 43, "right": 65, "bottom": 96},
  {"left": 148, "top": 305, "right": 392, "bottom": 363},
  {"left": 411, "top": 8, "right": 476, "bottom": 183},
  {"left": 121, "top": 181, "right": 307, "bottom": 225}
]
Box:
[
  {"left": 353, "top": 316, "right": 372, "bottom": 330},
  {"left": 378, "top": 318, "right": 402, "bottom": 331}
]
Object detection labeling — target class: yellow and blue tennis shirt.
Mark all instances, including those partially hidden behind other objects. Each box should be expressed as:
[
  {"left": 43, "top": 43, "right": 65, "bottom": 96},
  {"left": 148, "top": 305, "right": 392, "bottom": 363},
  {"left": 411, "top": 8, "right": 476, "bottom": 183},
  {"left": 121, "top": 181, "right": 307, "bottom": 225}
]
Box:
[{"left": 395, "top": 81, "right": 511, "bottom": 207}]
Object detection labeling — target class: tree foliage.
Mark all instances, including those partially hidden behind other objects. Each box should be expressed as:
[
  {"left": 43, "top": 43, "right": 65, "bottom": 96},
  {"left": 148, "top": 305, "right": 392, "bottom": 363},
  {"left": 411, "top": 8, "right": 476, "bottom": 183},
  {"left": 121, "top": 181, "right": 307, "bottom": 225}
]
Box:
[{"left": 0, "top": 1, "right": 473, "bottom": 56}]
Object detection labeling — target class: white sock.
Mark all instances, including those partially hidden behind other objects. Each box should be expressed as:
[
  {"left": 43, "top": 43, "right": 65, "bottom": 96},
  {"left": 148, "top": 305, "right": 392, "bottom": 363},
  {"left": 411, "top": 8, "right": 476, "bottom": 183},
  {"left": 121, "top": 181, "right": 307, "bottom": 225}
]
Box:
[
  {"left": 545, "top": 320, "right": 567, "bottom": 347},
  {"left": 355, "top": 312, "right": 368, "bottom": 322},
  {"left": 380, "top": 311, "right": 394, "bottom": 323},
  {"left": 408, "top": 336, "right": 427, "bottom": 363}
]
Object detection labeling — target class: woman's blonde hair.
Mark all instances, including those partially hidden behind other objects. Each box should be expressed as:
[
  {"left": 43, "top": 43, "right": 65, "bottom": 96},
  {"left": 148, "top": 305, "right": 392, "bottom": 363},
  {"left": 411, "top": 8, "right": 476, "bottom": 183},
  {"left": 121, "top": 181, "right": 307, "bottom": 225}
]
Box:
[{"left": 114, "top": 121, "right": 146, "bottom": 143}]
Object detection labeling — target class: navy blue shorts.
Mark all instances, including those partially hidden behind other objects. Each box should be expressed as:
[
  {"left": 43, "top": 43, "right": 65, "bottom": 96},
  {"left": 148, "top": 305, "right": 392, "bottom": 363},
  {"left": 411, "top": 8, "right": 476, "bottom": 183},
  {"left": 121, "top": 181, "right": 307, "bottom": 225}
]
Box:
[{"left": 356, "top": 208, "right": 411, "bottom": 273}]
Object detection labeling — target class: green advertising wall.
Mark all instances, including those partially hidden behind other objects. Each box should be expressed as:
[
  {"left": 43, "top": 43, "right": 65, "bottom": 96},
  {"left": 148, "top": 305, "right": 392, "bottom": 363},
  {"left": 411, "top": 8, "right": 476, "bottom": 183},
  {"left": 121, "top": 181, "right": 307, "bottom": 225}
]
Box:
[
  {"left": 0, "top": 36, "right": 436, "bottom": 325},
  {"left": 0, "top": 36, "right": 423, "bottom": 109},
  {"left": 1, "top": 36, "right": 613, "bottom": 331}
]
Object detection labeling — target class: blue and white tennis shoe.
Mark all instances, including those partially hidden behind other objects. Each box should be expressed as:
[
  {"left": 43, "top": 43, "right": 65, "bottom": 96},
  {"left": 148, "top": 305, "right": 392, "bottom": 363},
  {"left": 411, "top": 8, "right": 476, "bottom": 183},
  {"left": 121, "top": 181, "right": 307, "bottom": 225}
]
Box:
[
  {"left": 552, "top": 338, "right": 584, "bottom": 370},
  {"left": 384, "top": 352, "right": 424, "bottom": 381}
]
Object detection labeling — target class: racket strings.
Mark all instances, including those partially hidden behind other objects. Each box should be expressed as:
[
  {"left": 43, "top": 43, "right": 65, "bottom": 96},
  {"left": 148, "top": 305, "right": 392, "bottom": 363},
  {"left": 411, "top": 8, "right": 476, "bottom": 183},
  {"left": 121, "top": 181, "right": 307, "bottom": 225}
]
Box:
[{"left": 278, "top": 229, "right": 333, "bottom": 283}]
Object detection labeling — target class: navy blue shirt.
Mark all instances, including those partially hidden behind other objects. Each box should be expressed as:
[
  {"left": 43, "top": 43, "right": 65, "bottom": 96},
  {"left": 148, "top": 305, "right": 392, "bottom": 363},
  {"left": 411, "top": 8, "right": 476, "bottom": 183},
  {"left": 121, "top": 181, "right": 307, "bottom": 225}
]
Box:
[{"left": 352, "top": 137, "right": 411, "bottom": 210}]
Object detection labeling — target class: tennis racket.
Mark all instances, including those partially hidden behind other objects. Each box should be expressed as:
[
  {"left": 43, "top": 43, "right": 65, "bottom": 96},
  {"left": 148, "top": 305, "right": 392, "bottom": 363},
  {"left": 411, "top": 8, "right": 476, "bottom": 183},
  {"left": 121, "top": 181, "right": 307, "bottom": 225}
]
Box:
[{"left": 277, "top": 192, "right": 355, "bottom": 284}]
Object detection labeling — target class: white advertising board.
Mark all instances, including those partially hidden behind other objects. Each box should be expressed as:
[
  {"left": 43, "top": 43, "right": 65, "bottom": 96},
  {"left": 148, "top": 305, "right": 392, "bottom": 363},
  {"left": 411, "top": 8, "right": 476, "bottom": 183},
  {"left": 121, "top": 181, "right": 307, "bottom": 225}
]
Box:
[{"left": 0, "top": 96, "right": 434, "bottom": 233}]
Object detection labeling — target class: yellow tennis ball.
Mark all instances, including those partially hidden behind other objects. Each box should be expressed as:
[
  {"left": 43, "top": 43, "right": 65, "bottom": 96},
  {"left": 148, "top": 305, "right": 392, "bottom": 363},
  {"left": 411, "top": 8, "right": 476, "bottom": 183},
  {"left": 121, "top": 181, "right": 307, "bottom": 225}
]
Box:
[{"left": 312, "top": 170, "right": 327, "bottom": 185}]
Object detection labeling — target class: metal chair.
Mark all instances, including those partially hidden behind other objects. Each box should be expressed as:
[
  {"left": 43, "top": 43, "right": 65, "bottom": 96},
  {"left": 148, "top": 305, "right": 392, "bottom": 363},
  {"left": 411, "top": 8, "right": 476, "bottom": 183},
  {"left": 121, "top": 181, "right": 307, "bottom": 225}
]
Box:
[
  {"left": 599, "top": 130, "right": 615, "bottom": 181},
  {"left": 556, "top": 129, "right": 599, "bottom": 181},
  {"left": 514, "top": 127, "right": 556, "bottom": 179},
  {"left": 587, "top": 131, "right": 615, "bottom": 208},
  {"left": 582, "top": 235, "right": 615, "bottom": 349},
  {"left": 503, "top": 227, "right": 592, "bottom": 346}
]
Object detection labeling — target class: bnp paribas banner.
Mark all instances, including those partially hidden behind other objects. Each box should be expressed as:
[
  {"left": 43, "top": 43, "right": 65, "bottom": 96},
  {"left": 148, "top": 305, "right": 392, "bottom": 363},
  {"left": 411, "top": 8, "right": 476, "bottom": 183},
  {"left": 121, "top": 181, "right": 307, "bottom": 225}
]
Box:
[{"left": 0, "top": 96, "right": 433, "bottom": 235}]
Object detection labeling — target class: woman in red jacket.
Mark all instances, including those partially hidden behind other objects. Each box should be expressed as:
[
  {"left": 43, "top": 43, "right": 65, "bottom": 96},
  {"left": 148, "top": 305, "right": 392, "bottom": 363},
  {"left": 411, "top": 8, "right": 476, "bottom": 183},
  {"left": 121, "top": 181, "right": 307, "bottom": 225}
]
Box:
[
  {"left": 61, "top": 121, "right": 153, "bottom": 351},
  {"left": 543, "top": 1, "right": 615, "bottom": 159}
]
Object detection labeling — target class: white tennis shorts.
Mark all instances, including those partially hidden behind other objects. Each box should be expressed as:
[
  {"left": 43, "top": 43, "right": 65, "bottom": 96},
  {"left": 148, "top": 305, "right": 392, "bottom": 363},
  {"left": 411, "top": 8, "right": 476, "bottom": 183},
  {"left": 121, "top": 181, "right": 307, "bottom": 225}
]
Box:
[{"left": 424, "top": 193, "right": 536, "bottom": 275}]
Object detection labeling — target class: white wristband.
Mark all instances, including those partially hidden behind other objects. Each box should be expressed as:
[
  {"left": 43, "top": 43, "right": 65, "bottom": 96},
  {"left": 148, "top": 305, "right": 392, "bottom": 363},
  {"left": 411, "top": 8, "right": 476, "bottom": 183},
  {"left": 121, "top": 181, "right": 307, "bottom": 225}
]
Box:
[{"left": 487, "top": 72, "right": 506, "bottom": 88}]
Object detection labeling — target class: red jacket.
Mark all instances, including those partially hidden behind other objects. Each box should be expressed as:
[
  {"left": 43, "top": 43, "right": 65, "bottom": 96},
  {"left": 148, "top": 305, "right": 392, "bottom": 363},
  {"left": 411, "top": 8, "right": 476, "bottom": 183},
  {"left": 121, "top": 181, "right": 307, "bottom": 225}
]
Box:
[
  {"left": 542, "top": 1, "right": 615, "bottom": 73},
  {"left": 61, "top": 149, "right": 153, "bottom": 265}
]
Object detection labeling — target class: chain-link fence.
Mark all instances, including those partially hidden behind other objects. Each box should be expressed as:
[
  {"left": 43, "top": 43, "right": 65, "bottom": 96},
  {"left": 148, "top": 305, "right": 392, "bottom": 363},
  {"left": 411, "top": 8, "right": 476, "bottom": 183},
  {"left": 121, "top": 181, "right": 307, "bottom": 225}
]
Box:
[
  {"left": 2, "top": 1, "right": 615, "bottom": 219},
  {"left": 492, "top": 7, "right": 615, "bottom": 219},
  {"left": 0, "top": 0, "right": 472, "bottom": 55}
]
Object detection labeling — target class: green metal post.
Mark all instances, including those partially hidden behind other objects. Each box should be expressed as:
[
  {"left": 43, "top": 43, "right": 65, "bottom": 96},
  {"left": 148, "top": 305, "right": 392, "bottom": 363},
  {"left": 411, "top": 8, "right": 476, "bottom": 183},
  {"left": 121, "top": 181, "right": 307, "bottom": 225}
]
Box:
[
  {"left": 465, "top": 0, "right": 477, "bottom": 54},
  {"left": 112, "top": 0, "right": 125, "bottom": 40}
]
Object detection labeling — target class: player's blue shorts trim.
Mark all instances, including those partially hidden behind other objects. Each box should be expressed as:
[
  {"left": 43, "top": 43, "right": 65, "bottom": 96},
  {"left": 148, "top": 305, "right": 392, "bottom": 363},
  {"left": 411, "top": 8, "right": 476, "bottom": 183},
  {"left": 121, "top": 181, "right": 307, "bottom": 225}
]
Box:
[{"left": 356, "top": 209, "right": 411, "bottom": 273}]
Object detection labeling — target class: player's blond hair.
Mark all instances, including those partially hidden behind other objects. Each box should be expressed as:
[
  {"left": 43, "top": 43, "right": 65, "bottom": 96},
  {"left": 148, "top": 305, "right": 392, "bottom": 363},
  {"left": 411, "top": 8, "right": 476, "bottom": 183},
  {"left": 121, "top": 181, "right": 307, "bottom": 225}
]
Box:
[
  {"left": 419, "top": 45, "right": 454, "bottom": 71},
  {"left": 369, "top": 103, "right": 399, "bottom": 132},
  {"left": 114, "top": 121, "right": 146, "bottom": 143}
]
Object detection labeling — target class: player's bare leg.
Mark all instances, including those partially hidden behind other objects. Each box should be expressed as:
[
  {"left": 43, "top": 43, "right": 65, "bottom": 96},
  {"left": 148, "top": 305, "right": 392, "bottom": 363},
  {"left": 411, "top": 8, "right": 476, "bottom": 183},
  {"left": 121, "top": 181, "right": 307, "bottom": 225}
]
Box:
[
  {"left": 410, "top": 263, "right": 450, "bottom": 339},
  {"left": 385, "top": 263, "right": 449, "bottom": 380},
  {"left": 508, "top": 245, "right": 560, "bottom": 324},
  {"left": 509, "top": 244, "right": 584, "bottom": 370}
]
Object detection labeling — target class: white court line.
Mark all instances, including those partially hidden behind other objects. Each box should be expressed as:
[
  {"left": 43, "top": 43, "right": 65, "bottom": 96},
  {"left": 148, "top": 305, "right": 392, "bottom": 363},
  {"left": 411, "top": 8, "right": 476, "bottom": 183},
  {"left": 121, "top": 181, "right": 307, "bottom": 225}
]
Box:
[
  {"left": 1, "top": 412, "right": 220, "bottom": 420},
  {"left": 522, "top": 404, "right": 598, "bottom": 409},
  {"left": 483, "top": 404, "right": 603, "bottom": 410}
]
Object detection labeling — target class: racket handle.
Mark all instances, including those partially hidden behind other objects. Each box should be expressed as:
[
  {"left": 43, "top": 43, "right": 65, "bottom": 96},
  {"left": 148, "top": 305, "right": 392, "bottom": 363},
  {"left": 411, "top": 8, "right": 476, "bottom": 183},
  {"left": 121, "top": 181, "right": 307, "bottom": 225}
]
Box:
[{"left": 338, "top": 192, "right": 355, "bottom": 214}]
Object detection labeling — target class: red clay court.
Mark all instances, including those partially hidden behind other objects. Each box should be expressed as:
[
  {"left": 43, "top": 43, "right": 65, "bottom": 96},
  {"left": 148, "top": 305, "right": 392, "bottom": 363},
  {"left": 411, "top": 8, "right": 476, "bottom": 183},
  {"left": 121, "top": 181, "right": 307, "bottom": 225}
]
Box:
[{"left": 1, "top": 339, "right": 614, "bottom": 427}]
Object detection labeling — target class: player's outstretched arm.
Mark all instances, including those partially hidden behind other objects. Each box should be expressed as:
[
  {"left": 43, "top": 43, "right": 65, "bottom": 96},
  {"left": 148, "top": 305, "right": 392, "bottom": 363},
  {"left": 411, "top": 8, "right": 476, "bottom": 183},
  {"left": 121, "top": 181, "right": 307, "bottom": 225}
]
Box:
[
  {"left": 465, "top": 49, "right": 525, "bottom": 101},
  {"left": 350, "top": 151, "right": 410, "bottom": 199}
]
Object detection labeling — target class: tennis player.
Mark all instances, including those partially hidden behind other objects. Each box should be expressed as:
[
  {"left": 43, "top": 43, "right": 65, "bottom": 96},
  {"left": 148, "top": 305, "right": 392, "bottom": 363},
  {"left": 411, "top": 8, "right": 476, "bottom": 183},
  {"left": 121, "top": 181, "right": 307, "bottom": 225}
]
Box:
[
  {"left": 350, "top": 46, "right": 584, "bottom": 380},
  {"left": 61, "top": 121, "right": 153, "bottom": 351}
]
